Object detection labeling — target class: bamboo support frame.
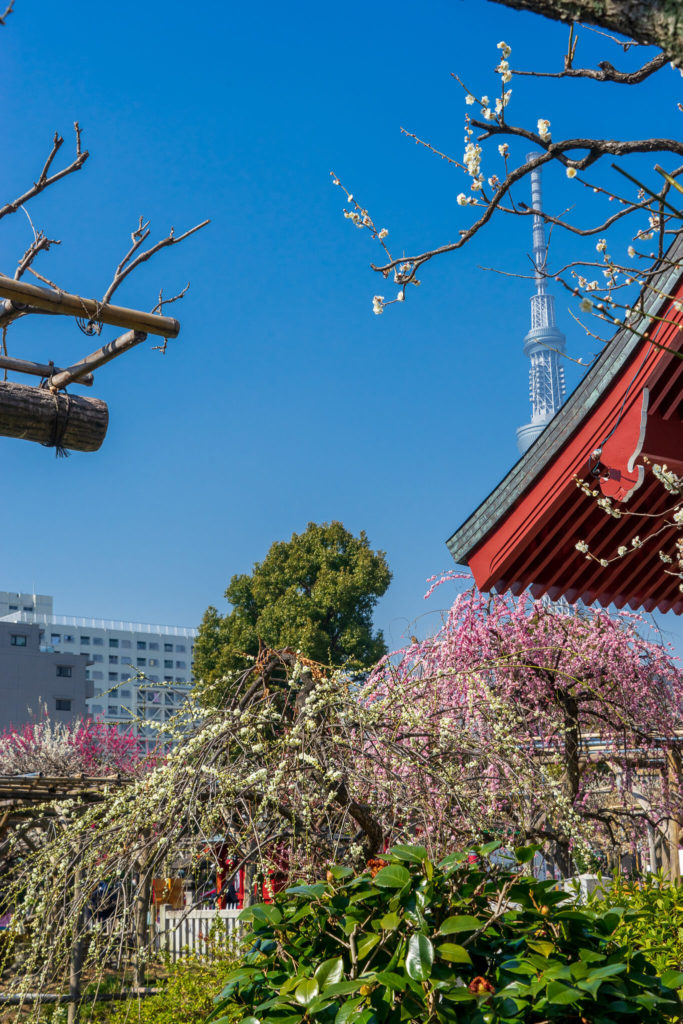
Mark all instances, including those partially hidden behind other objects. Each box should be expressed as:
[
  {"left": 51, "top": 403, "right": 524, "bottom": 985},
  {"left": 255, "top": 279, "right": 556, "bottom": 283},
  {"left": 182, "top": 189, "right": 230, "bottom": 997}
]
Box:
[
  {"left": 49, "top": 330, "right": 148, "bottom": 390},
  {"left": 0, "top": 354, "right": 93, "bottom": 386},
  {"left": 0, "top": 277, "right": 179, "bottom": 338}
]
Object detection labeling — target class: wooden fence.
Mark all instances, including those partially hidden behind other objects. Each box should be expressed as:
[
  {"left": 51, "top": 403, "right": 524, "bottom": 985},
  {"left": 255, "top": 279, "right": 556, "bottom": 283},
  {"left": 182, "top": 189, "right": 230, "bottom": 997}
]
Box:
[{"left": 155, "top": 906, "right": 243, "bottom": 959}]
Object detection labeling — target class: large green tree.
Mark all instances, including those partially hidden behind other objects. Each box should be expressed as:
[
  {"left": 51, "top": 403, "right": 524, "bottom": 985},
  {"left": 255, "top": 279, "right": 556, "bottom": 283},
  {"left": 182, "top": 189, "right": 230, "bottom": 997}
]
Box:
[{"left": 194, "top": 521, "right": 391, "bottom": 685}]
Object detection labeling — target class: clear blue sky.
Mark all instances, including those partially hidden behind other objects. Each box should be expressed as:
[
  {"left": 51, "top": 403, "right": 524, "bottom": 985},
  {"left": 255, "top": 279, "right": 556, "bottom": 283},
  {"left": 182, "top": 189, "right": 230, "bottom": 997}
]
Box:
[{"left": 2, "top": 0, "right": 682, "bottom": 651}]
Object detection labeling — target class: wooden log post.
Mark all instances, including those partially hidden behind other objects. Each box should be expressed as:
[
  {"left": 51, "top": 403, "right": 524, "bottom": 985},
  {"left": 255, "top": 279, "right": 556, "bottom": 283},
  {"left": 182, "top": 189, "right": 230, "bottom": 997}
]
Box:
[{"left": 0, "top": 381, "right": 108, "bottom": 452}]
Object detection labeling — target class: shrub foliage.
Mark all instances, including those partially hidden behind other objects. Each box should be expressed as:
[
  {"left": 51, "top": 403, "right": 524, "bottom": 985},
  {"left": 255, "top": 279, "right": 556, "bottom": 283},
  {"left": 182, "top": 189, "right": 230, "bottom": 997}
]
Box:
[{"left": 212, "top": 844, "right": 683, "bottom": 1024}]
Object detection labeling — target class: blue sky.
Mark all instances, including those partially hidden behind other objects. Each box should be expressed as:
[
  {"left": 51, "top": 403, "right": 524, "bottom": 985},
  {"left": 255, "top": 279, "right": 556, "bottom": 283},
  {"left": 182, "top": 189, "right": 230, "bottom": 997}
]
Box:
[{"left": 2, "top": 0, "right": 682, "bottom": 652}]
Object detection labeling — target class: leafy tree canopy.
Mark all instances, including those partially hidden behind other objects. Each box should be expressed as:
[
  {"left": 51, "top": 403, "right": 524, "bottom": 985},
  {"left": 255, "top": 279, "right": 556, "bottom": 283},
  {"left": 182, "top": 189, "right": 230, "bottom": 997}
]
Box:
[{"left": 194, "top": 522, "right": 391, "bottom": 688}]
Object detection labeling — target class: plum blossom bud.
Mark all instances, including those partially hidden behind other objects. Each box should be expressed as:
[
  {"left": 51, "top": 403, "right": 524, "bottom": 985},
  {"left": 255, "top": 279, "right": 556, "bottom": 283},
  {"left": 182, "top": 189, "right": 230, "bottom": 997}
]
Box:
[{"left": 396, "top": 292, "right": 405, "bottom": 302}]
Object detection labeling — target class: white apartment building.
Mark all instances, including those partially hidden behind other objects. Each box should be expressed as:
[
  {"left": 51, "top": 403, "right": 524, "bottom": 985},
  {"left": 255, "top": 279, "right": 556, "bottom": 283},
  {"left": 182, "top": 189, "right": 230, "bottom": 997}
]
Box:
[{"left": 0, "top": 591, "right": 197, "bottom": 749}]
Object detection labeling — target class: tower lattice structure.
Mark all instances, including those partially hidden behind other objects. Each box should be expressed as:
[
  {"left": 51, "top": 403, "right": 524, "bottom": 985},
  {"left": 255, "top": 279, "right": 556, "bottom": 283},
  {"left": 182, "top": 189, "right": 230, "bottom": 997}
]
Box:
[{"left": 516, "top": 164, "right": 566, "bottom": 455}]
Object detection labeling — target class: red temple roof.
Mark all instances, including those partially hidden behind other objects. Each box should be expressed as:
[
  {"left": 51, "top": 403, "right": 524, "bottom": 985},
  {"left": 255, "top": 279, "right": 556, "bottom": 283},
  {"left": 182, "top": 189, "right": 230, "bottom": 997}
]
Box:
[{"left": 447, "top": 234, "right": 683, "bottom": 613}]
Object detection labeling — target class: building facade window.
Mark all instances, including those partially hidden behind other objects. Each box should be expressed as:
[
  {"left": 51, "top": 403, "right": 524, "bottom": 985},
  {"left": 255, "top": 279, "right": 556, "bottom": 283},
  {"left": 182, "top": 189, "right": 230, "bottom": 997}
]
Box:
[
  {"left": 137, "top": 640, "right": 147, "bottom": 650},
  {"left": 176, "top": 644, "right": 186, "bottom": 653},
  {"left": 164, "top": 659, "right": 173, "bottom": 669},
  {"left": 137, "top": 657, "right": 146, "bottom": 667},
  {"left": 63, "top": 634, "right": 75, "bottom": 643},
  {"left": 92, "top": 654, "right": 103, "bottom": 663},
  {"left": 149, "top": 642, "right": 159, "bottom": 651},
  {"left": 80, "top": 636, "right": 90, "bottom": 646},
  {"left": 109, "top": 655, "right": 119, "bottom": 664},
  {"left": 93, "top": 637, "right": 104, "bottom": 646},
  {"left": 121, "top": 640, "right": 131, "bottom": 649},
  {"left": 109, "top": 638, "right": 119, "bottom": 648},
  {"left": 10, "top": 634, "right": 27, "bottom": 647},
  {"left": 164, "top": 643, "right": 173, "bottom": 653},
  {"left": 51, "top": 633, "right": 60, "bottom": 644},
  {"left": 56, "top": 665, "right": 72, "bottom": 678},
  {"left": 149, "top": 658, "right": 159, "bottom": 667},
  {"left": 55, "top": 698, "right": 72, "bottom": 711},
  {"left": 176, "top": 661, "right": 186, "bottom": 669}
]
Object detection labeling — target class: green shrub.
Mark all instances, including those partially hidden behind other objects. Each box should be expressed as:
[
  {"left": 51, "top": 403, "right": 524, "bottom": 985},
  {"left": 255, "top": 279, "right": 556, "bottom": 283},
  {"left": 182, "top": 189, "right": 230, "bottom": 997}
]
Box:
[
  {"left": 210, "top": 843, "right": 683, "bottom": 1024},
  {"left": 589, "top": 873, "right": 683, "bottom": 974},
  {"left": 84, "top": 953, "right": 241, "bottom": 1024}
]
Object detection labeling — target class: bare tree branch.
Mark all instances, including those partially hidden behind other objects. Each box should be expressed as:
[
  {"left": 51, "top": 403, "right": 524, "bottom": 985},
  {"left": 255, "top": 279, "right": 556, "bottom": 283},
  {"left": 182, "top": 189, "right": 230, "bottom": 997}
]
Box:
[
  {"left": 0, "top": 123, "right": 88, "bottom": 223},
  {"left": 101, "top": 218, "right": 210, "bottom": 305},
  {"left": 512, "top": 50, "right": 668, "bottom": 82},
  {"left": 0, "top": 0, "right": 14, "bottom": 26}
]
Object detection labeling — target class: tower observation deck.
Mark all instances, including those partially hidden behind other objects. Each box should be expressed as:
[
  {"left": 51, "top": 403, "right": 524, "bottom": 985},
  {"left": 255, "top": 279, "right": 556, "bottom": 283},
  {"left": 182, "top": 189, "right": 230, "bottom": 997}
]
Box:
[{"left": 516, "top": 164, "right": 566, "bottom": 454}]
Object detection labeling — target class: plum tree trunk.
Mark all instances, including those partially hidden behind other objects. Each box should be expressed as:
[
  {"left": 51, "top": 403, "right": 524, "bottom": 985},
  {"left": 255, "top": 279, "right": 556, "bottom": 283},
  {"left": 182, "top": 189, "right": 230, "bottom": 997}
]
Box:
[{"left": 488, "top": 0, "right": 683, "bottom": 65}]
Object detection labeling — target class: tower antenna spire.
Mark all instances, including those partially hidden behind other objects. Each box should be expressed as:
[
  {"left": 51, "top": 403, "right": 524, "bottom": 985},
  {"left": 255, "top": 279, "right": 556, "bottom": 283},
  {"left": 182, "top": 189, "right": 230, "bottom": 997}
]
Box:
[{"left": 516, "top": 161, "right": 566, "bottom": 454}]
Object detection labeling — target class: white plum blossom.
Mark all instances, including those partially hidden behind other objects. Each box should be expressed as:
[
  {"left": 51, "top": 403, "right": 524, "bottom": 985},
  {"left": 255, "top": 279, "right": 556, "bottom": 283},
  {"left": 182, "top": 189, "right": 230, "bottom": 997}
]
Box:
[
  {"left": 465, "top": 94, "right": 475, "bottom": 105},
  {"left": 575, "top": 540, "right": 589, "bottom": 554},
  {"left": 372, "top": 295, "right": 384, "bottom": 315},
  {"left": 498, "top": 143, "right": 509, "bottom": 157},
  {"left": 537, "top": 118, "right": 551, "bottom": 139},
  {"left": 596, "top": 238, "right": 607, "bottom": 253},
  {"left": 457, "top": 193, "right": 468, "bottom": 206},
  {"left": 580, "top": 298, "right": 593, "bottom": 313},
  {"left": 497, "top": 40, "right": 511, "bottom": 59},
  {"left": 566, "top": 166, "right": 577, "bottom": 179},
  {"left": 627, "top": 245, "right": 636, "bottom": 258},
  {"left": 378, "top": 228, "right": 388, "bottom": 239}
]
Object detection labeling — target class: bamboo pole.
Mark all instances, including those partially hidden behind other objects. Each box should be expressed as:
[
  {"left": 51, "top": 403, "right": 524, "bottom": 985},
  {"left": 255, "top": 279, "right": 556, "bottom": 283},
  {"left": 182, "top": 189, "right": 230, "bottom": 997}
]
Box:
[
  {"left": 49, "top": 330, "right": 147, "bottom": 390},
  {"left": 0, "top": 278, "right": 179, "bottom": 338},
  {"left": 0, "top": 354, "right": 93, "bottom": 386}
]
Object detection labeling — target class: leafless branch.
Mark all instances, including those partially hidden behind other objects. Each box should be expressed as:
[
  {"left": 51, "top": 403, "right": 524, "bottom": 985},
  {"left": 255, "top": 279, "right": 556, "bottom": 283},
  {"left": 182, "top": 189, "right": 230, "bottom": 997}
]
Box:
[
  {"left": 150, "top": 283, "right": 191, "bottom": 354},
  {"left": 513, "top": 52, "right": 668, "bottom": 83},
  {"left": 0, "top": 123, "right": 88, "bottom": 223},
  {"left": 101, "top": 219, "right": 209, "bottom": 306},
  {"left": 14, "top": 233, "right": 60, "bottom": 281},
  {"left": 0, "top": 0, "right": 14, "bottom": 25}
]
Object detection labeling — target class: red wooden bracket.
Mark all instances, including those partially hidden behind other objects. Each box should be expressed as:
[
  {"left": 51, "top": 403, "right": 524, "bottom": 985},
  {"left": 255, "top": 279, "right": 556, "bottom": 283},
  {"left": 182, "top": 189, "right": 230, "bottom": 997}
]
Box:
[{"left": 598, "top": 387, "right": 683, "bottom": 502}]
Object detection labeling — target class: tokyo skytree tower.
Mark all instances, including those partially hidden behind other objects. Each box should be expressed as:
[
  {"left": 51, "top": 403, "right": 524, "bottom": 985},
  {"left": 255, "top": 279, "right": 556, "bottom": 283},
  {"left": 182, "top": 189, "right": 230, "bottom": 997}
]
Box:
[{"left": 516, "top": 164, "right": 567, "bottom": 455}]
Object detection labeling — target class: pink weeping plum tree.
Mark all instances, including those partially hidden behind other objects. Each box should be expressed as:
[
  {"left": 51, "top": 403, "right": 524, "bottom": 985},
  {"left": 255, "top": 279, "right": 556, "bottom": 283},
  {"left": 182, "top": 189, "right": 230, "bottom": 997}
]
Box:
[{"left": 367, "top": 575, "right": 683, "bottom": 876}]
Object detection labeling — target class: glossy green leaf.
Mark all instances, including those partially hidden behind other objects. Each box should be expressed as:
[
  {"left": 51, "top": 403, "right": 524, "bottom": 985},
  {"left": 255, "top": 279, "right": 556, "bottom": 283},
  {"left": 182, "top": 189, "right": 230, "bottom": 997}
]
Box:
[
  {"left": 372, "top": 865, "right": 410, "bottom": 889},
  {"left": 437, "top": 942, "right": 472, "bottom": 964},
  {"left": 357, "top": 932, "right": 380, "bottom": 958},
  {"left": 379, "top": 911, "right": 400, "bottom": 931},
  {"left": 405, "top": 933, "right": 433, "bottom": 980},
  {"left": 334, "top": 996, "right": 364, "bottom": 1024},
  {"left": 527, "top": 940, "right": 555, "bottom": 957},
  {"left": 315, "top": 956, "right": 345, "bottom": 989},
  {"left": 514, "top": 844, "right": 541, "bottom": 864},
  {"left": 388, "top": 845, "right": 427, "bottom": 863},
  {"left": 294, "top": 979, "right": 319, "bottom": 1005},
  {"left": 661, "top": 969, "right": 683, "bottom": 989},
  {"left": 440, "top": 915, "right": 481, "bottom": 934}
]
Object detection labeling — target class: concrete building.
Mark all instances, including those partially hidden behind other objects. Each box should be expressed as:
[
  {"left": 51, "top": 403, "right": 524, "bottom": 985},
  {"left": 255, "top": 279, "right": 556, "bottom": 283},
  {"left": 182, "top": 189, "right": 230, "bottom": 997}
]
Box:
[
  {"left": 0, "top": 592, "right": 197, "bottom": 749},
  {"left": 0, "top": 620, "right": 91, "bottom": 730}
]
